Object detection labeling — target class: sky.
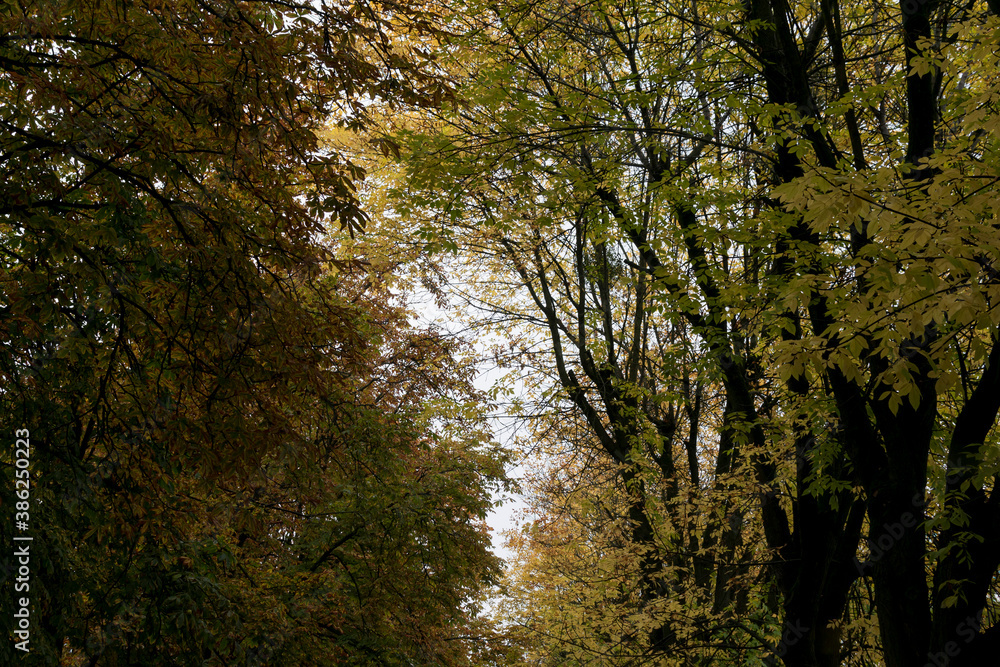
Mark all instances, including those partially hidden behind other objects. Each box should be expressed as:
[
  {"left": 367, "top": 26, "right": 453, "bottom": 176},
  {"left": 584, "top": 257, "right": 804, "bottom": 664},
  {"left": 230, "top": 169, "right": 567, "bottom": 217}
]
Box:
[{"left": 407, "top": 288, "right": 530, "bottom": 566}]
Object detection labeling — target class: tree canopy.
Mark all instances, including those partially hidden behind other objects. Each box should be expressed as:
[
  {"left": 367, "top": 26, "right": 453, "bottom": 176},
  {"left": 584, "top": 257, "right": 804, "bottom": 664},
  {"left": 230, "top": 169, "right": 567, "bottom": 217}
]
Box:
[
  {"left": 5, "top": 0, "right": 1000, "bottom": 665},
  {"left": 1, "top": 0, "right": 508, "bottom": 664},
  {"left": 392, "top": 0, "right": 1000, "bottom": 665}
]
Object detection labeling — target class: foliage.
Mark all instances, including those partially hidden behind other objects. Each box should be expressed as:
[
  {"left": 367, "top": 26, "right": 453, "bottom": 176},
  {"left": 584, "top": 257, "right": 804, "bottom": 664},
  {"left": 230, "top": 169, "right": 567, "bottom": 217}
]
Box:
[
  {"left": 0, "top": 0, "right": 508, "bottom": 664},
  {"left": 392, "top": 0, "right": 1000, "bottom": 665}
]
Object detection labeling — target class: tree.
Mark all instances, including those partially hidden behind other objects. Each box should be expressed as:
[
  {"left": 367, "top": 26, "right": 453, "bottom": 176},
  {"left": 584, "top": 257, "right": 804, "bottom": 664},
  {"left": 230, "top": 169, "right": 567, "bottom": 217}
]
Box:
[
  {"left": 394, "top": 0, "right": 1000, "bottom": 664},
  {"left": 0, "top": 0, "right": 508, "bottom": 664}
]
